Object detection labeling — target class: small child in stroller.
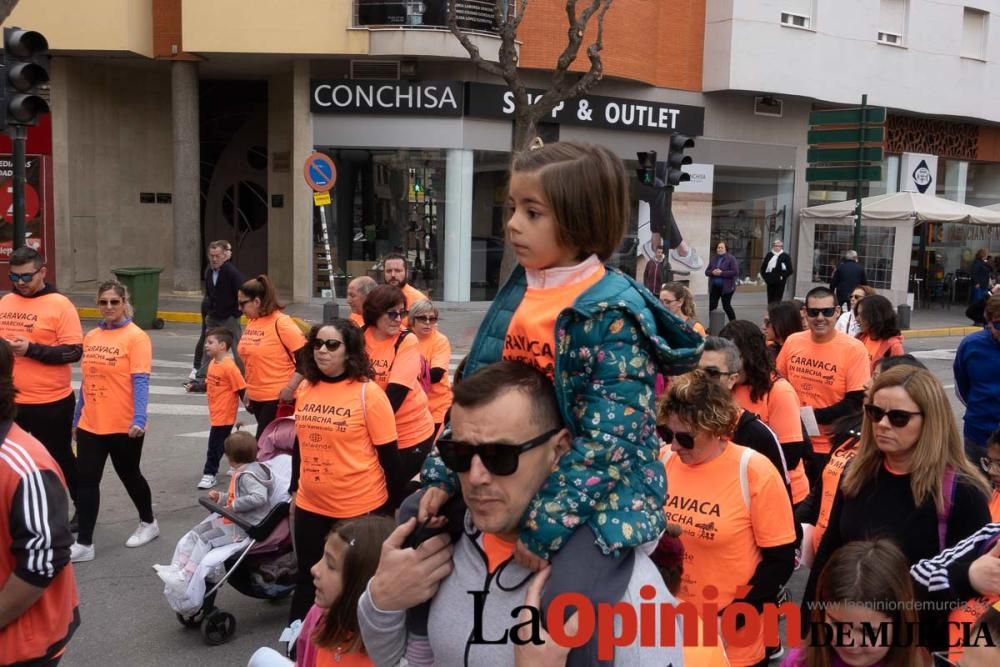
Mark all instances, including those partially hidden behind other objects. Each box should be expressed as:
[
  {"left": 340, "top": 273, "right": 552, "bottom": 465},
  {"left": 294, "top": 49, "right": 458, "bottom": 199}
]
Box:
[{"left": 155, "top": 430, "right": 274, "bottom": 599}]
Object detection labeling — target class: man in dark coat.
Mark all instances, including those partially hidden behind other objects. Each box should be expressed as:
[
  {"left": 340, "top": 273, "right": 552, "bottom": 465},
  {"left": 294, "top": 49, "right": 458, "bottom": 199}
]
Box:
[
  {"left": 760, "top": 239, "right": 794, "bottom": 303},
  {"left": 194, "top": 240, "right": 246, "bottom": 380},
  {"left": 829, "top": 250, "right": 868, "bottom": 306},
  {"left": 643, "top": 245, "right": 672, "bottom": 294}
]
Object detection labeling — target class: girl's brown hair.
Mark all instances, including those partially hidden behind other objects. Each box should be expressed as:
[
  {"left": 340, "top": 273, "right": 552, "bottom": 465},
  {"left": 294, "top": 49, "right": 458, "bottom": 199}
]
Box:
[
  {"left": 223, "top": 430, "right": 257, "bottom": 465},
  {"left": 658, "top": 371, "right": 739, "bottom": 438},
  {"left": 238, "top": 274, "right": 283, "bottom": 316},
  {"left": 804, "top": 539, "right": 929, "bottom": 667},
  {"left": 510, "top": 141, "right": 629, "bottom": 261},
  {"left": 313, "top": 515, "right": 395, "bottom": 653},
  {"left": 661, "top": 281, "right": 697, "bottom": 319},
  {"left": 841, "top": 366, "right": 990, "bottom": 508}
]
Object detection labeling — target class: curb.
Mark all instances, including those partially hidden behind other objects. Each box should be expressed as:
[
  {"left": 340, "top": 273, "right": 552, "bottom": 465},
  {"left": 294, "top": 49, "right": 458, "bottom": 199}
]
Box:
[{"left": 902, "top": 326, "right": 980, "bottom": 339}]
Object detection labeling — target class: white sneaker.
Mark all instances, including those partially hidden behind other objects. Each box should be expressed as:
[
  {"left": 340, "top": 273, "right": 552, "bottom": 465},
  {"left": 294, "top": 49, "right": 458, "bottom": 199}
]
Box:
[
  {"left": 197, "top": 474, "right": 217, "bottom": 489},
  {"left": 671, "top": 246, "right": 705, "bottom": 271},
  {"left": 125, "top": 520, "right": 160, "bottom": 548},
  {"left": 70, "top": 542, "right": 95, "bottom": 563}
]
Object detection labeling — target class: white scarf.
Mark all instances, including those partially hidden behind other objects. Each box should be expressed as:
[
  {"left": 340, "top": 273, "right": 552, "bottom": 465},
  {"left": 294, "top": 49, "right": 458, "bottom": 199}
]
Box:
[{"left": 765, "top": 251, "right": 781, "bottom": 274}]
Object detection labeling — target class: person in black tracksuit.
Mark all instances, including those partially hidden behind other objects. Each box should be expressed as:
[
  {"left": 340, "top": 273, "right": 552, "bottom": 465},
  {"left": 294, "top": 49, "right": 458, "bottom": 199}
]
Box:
[{"left": 195, "top": 241, "right": 246, "bottom": 380}]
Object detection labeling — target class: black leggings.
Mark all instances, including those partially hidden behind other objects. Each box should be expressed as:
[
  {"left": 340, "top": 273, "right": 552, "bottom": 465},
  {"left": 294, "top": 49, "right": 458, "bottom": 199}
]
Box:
[
  {"left": 398, "top": 435, "right": 435, "bottom": 490},
  {"left": 247, "top": 399, "right": 279, "bottom": 441},
  {"left": 204, "top": 424, "right": 234, "bottom": 475},
  {"left": 709, "top": 285, "right": 736, "bottom": 321},
  {"left": 16, "top": 393, "right": 77, "bottom": 504},
  {"left": 75, "top": 429, "right": 154, "bottom": 546}
]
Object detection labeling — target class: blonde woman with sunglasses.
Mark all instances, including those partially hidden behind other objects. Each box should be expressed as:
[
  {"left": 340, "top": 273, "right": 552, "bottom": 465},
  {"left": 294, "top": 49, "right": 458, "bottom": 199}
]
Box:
[
  {"left": 409, "top": 299, "right": 452, "bottom": 437},
  {"left": 804, "top": 366, "right": 991, "bottom": 654}
]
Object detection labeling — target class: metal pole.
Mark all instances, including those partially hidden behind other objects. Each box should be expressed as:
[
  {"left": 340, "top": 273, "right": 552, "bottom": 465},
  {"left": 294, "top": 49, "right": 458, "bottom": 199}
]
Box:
[
  {"left": 853, "top": 94, "right": 867, "bottom": 252},
  {"left": 12, "top": 125, "right": 26, "bottom": 249}
]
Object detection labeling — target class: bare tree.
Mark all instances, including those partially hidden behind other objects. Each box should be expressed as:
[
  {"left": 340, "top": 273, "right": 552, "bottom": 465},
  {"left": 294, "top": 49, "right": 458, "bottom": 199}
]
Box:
[
  {"left": 0, "top": 1, "right": 20, "bottom": 25},
  {"left": 448, "top": 0, "right": 614, "bottom": 152}
]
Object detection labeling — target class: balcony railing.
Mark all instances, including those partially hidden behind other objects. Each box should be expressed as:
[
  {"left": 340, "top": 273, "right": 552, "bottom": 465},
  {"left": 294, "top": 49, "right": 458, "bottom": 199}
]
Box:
[{"left": 354, "top": 0, "right": 500, "bottom": 33}]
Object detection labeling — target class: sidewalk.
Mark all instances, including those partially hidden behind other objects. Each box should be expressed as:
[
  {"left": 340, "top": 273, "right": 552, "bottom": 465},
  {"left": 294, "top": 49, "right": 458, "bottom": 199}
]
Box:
[{"left": 66, "top": 286, "right": 979, "bottom": 344}]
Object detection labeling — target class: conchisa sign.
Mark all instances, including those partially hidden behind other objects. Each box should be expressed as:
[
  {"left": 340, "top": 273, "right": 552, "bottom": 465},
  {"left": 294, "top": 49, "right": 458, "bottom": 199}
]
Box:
[{"left": 310, "top": 80, "right": 704, "bottom": 136}]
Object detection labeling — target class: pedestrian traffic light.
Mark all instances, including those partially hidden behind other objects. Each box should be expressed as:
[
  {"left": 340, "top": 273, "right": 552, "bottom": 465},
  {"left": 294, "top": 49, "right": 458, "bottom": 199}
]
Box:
[
  {"left": 665, "top": 134, "right": 694, "bottom": 187},
  {"left": 2, "top": 27, "right": 50, "bottom": 129},
  {"left": 636, "top": 151, "right": 657, "bottom": 185}
]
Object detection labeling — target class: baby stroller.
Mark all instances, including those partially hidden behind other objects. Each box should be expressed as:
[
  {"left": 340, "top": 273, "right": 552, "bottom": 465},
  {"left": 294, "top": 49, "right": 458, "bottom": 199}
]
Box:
[{"left": 171, "top": 409, "right": 298, "bottom": 645}]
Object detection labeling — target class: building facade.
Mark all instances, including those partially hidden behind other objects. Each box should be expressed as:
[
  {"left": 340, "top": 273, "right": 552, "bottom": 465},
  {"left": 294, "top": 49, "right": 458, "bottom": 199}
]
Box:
[{"left": 8, "top": 0, "right": 1000, "bottom": 304}]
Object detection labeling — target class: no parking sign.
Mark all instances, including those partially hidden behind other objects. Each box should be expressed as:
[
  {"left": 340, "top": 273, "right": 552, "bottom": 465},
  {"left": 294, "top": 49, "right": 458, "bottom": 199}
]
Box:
[{"left": 303, "top": 153, "right": 337, "bottom": 192}]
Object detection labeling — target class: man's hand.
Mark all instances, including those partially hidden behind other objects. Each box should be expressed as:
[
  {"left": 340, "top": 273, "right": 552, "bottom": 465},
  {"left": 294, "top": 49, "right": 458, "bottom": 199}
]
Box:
[
  {"left": 417, "top": 486, "right": 452, "bottom": 524},
  {"left": 128, "top": 425, "right": 145, "bottom": 439},
  {"left": 514, "top": 567, "right": 577, "bottom": 667},
  {"left": 368, "top": 518, "right": 453, "bottom": 612},
  {"left": 969, "top": 541, "right": 1000, "bottom": 596},
  {"left": 7, "top": 337, "right": 29, "bottom": 357},
  {"left": 514, "top": 539, "right": 549, "bottom": 573}
]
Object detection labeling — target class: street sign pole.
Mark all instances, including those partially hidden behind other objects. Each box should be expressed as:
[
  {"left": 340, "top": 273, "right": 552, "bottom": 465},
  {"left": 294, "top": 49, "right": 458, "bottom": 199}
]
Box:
[
  {"left": 854, "top": 94, "right": 867, "bottom": 252},
  {"left": 11, "top": 126, "right": 26, "bottom": 249}
]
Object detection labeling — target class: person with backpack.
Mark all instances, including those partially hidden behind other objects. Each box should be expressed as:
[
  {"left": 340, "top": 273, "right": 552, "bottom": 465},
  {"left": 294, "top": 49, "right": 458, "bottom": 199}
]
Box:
[
  {"left": 236, "top": 275, "right": 307, "bottom": 440},
  {"left": 803, "top": 365, "right": 991, "bottom": 653},
  {"left": 362, "top": 285, "right": 435, "bottom": 487},
  {"left": 658, "top": 371, "right": 796, "bottom": 667}
]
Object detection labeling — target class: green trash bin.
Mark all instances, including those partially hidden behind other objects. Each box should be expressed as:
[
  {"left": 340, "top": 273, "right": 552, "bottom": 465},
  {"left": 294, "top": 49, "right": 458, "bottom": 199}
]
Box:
[{"left": 111, "top": 267, "right": 165, "bottom": 330}]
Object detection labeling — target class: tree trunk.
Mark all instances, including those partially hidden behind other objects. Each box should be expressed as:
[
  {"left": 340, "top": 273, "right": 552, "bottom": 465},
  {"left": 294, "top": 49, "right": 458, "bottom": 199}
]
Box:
[{"left": 0, "top": 0, "right": 20, "bottom": 24}]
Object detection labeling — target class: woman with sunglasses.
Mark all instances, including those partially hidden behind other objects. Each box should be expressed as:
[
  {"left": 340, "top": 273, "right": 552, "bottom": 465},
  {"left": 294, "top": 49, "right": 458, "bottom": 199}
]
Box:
[
  {"left": 236, "top": 275, "right": 306, "bottom": 440},
  {"left": 362, "top": 285, "right": 435, "bottom": 486},
  {"left": 834, "top": 284, "right": 876, "bottom": 338},
  {"left": 409, "top": 299, "right": 453, "bottom": 437},
  {"left": 856, "top": 293, "right": 905, "bottom": 373},
  {"left": 70, "top": 280, "right": 158, "bottom": 563},
  {"left": 658, "top": 371, "right": 796, "bottom": 667},
  {"left": 287, "top": 318, "right": 402, "bottom": 626},
  {"left": 659, "top": 282, "right": 707, "bottom": 338},
  {"left": 804, "top": 365, "right": 991, "bottom": 653}
]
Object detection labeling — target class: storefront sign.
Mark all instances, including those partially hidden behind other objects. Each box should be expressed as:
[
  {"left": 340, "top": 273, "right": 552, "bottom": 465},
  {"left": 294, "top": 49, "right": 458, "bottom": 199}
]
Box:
[
  {"left": 0, "top": 155, "right": 46, "bottom": 259},
  {"left": 311, "top": 80, "right": 464, "bottom": 116},
  {"left": 900, "top": 152, "right": 937, "bottom": 195},
  {"left": 466, "top": 83, "right": 705, "bottom": 136}
]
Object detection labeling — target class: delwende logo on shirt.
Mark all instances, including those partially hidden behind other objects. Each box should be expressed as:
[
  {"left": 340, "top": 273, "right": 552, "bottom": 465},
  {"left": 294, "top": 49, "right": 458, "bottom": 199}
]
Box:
[{"left": 469, "top": 586, "right": 989, "bottom": 657}]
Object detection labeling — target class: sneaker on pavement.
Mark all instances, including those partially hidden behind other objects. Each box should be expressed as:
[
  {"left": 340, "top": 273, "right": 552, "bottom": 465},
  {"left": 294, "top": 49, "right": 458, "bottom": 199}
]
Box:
[
  {"left": 197, "top": 474, "right": 216, "bottom": 489},
  {"left": 125, "top": 520, "right": 160, "bottom": 548},
  {"left": 671, "top": 246, "right": 705, "bottom": 271},
  {"left": 70, "top": 542, "right": 94, "bottom": 563}
]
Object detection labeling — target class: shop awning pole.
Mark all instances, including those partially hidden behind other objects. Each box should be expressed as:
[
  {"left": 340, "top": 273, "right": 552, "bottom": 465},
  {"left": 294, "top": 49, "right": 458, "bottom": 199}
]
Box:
[{"left": 853, "top": 94, "right": 867, "bottom": 252}]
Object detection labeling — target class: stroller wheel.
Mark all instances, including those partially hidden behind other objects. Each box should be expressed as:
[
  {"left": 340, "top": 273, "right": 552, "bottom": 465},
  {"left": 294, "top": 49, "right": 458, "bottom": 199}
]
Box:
[
  {"left": 176, "top": 611, "right": 204, "bottom": 628},
  {"left": 201, "top": 610, "right": 236, "bottom": 645}
]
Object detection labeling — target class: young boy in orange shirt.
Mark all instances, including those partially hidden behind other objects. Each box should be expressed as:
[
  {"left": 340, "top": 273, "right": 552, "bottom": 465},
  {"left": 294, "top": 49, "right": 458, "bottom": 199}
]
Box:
[{"left": 188, "top": 327, "right": 247, "bottom": 489}]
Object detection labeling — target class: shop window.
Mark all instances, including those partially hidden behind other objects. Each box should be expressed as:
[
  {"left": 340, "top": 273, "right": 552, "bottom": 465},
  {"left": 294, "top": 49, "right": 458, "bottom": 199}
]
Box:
[{"left": 812, "top": 224, "right": 894, "bottom": 289}]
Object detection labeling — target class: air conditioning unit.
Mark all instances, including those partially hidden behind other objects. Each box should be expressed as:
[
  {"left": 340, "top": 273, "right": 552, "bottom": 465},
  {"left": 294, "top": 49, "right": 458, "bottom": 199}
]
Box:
[
  {"left": 780, "top": 11, "right": 810, "bottom": 29},
  {"left": 877, "top": 31, "right": 903, "bottom": 46},
  {"left": 754, "top": 96, "right": 784, "bottom": 117},
  {"left": 350, "top": 60, "right": 401, "bottom": 80}
]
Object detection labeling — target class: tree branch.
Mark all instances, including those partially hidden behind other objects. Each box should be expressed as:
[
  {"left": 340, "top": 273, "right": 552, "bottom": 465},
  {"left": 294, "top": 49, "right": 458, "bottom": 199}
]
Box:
[{"left": 447, "top": 0, "right": 505, "bottom": 79}]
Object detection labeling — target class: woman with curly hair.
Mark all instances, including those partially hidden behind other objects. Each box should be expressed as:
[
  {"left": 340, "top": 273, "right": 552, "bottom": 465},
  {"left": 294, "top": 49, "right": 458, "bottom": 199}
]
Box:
[
  {"left": 659, "top": 371, "right": 796, "bottom": 667},
  {"left": 856, "top": 294, "right": 905, "bottom": 373},
  {"left": 288, "top": 319, "right": 404, "bottom": 627}
]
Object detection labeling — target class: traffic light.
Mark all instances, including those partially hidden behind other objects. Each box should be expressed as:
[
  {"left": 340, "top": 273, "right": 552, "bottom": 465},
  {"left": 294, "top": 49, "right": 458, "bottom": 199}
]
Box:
[
  {"left": 636, "top": 151, "right": 657, "bottom": 186},
  {"left": 665, "top": 134, "right": 694, "bottom": 187},
  {"left": 2, "top": 27, "right": 49, "bottom": 128}
]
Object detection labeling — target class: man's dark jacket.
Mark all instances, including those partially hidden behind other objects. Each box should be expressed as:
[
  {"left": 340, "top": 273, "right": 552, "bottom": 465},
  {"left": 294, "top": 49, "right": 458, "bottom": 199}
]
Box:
[
  {"left": 829, "top": 260, "right": 868, "bottom": 305},
  {"left": 204, "top": 261, "right": 246, "bottom": 320}
]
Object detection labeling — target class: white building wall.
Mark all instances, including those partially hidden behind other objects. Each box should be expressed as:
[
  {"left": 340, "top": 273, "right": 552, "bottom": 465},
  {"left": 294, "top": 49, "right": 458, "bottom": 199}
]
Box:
[{"left": 705, "top": 0, "right": 1000, "bottom": 122}]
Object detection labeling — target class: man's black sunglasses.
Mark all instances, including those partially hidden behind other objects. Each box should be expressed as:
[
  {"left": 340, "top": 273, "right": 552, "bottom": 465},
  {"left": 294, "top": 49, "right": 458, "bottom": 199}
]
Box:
[
  {"left": 864, "top": 404, "right": 923, "bottom": 428},
  {"left": 437, "top": 428, "right": 561, "bottom": 476},
  {"left": 656, "top": 425, "right": 695, "bottom": 449},
  {"left": 806, "top": 307, "right": 837, "bottom": 318}
]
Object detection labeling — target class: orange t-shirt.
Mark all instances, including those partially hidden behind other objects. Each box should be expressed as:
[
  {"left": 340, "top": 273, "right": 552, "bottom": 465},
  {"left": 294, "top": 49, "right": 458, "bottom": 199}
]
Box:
[
  {"left": 948, "top": 593, "right": 1000, "bottom": 664},
  {"left": 990, "top": 488, "right": 1000, "bottom": 522},
  {"left": 238, "top": 311, "right": 306, "bottom": 402},
  {"left": 348, "top": 312, "right": 364, "bottom": 329},
  {"left": 316, "top": 649, "right": 373, "bottom": 667},
  {"left": 775, "top": 331, "right": 871, "bottom": 454},
  {"left": 78, "top": 323, "right": 152, "bottom": 435},
  {"left": 0, "top": 292, "right": 83, "bottom": 404},
  {"left": 294, "top": 379, "right": 398, "bottom": 518},
  {"left": 812, "top": 440, "right": 860, "bottom": 552},
  {"left": 662, "top": 443, "right": 795, "bottom": 667},
  {"left": 417, "top": 330, "right": 452, "bottom": 424},
  {"left": 481, "top": 533, "right": 516, "bottom": 573},
  {"left": 503, "top": 266, "right": 605, "bottom": 377},
  {"left": 400, "top": 284, "right": 428, "bottom": 328},
  {"left": 733, "top": 378, "right": 809, "bottom": 504},
  {"left": 206, "top": 356, "right": 246, "bottom": 426},
  {"left": 365, "top": 329, "right": 434, "bottom": 448},
  {"left": 859, "top": 333, "right": 905, "bottom": 373},
  {"left": 688, "top": 319, "right": 708, "bottom": 338}
]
